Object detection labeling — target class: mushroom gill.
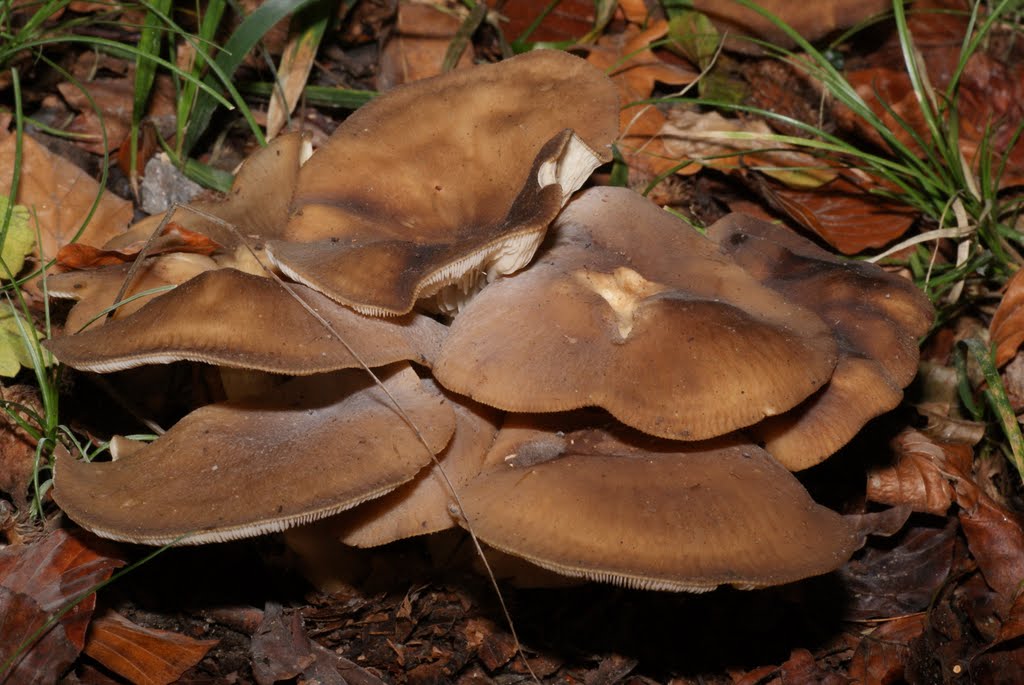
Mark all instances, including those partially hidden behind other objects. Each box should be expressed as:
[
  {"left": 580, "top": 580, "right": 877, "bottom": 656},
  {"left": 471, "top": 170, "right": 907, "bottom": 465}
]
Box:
[{"left": 266, "top": 49, "right": 620, "bottom": 316}]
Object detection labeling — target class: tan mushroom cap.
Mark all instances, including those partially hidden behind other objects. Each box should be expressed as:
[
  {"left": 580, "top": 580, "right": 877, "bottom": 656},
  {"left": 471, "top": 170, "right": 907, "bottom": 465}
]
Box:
[
  {"left": 708, "top": 214, "right": 934, "bottom": 469},
  {"left": 52, "top": 364, "right": 456, "bottom": 545},
  {"left": 335, "top": 387, "right": 501, "bottom": 547},
  {"left": 266, "top": 49, "right": 620, "bottom": 316},
  {"left": 434, "top": 187, "right": 839, "bottom": 441},
  {"left": 44, "top": 268, "right": 448, "bottom": 374},
  {"left": 459, "top": 413, "right": 862, "bottom": 592},
  {"left": 48, "top": 253, "right": 218, "bottom": 333}
]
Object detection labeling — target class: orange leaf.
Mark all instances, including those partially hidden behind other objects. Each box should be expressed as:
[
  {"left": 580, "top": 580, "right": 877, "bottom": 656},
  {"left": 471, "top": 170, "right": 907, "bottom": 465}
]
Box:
[
  {"left": 84, "top": 609, "right": 218, "bottom": 685},
  {"left": 990, "top": 268, "right": 1024, "bottom": 366},
  {"left": 761, "top": 173, "right": 917, "bottom": 254},
  {"left": 57, "top": 244, "right": 135, "bottom": 269}
]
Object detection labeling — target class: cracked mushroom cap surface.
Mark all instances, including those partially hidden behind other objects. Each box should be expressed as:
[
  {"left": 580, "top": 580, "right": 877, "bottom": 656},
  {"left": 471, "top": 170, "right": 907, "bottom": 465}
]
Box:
[
  {"left": 433, "top": 186, "right": 839, "bottom": 441},
  {"left": 44, "top": 268, "right": 448, "bottom": 374},
  {"left": 267, "top": 49, "right": 620, "bottom": 316},
  {"left": 709, "top": 214, "right": 934, "bottom": 469},
  {"left": 52, "top": 364, "right": 456, "bottom": 545},
  {"left": 458, "top": 412, "right": 862, "bottom": 592}
]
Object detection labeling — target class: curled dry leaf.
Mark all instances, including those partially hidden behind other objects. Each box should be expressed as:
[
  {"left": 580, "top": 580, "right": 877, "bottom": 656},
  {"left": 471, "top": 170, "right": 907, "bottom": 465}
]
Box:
[
  {"left": 57, "top": 74, "right": 175, "bottom": 155},
  {"left": 870, "top": 429, "right": 1024, "bottom": 613},
  {"left": 0, "top": 529, "right": 124, "bottom": 684},
  {"left": 867, "top": 429, "right": 970, "bottom": 515},
  {"left": 0, "top": 131, "right": 132, "bottom": 268},
  {"left": 84, "top": 609, "right": 218, "bottom": 685},
  {"left": 56, "top": 222, "right": 223, "bottom": 269}
]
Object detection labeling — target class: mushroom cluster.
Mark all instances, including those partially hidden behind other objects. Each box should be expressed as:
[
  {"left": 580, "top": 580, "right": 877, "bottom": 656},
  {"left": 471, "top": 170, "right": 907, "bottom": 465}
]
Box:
[{"left": 44, "top": 50, "right": 933, "bottom": 592}]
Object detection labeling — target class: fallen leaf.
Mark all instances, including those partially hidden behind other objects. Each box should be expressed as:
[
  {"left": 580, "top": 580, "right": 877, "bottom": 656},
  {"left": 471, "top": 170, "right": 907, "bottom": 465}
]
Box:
[
  {"left": 758, "top": 172, "right": 918, "bottom": 254},
  {"left": 502, "top": 0, "right": 595, "bottom": 43},
  {"left": 989, "top": 268, "right": 1024, "bottom": 366},
  {"left": 847, "top": 614, "right": 927, "bottom": 685},
  {"left": 0, "top": 197, "right": 35, "bottom": 277},
  {"left": 867, "top": 430, "right": 970, "bottom": 515},
  {"left": 57, "top": 74, "right": 175, "bottom": 156},
  {"left": 0, "top": 529, "right": 124, "bottom": 683},
  {"left": 692, "top": 0, "right": 890, "bottom": 53},
  {"left": 378, "top": 2, "right": 475, "bottom": 90},
  {"left": 659, "top": 108, "right": 839, "bottom": 186},
  {"left": 55, "top": 222, "right": 223, "bottom": 269},
  {"left": 583, "top": 22, "right": 698, "bottom": 177},
  {"left": 267, "top": 5, "right": 328, "bottom": 137},
  {"left": 0, "top": 307, "right": 47, "bottom": 378},
  {"left": 83, "top": 609, "right": 218, "bottom": 685},
  {"left": 0, "top": 131, "right": 132, "bottom": 267},
  {"left": 0, "top": 384, "right": 43, "bottom": 510},
  {"left": 840, "top": 519, "right": 958, "bottom": 620}
]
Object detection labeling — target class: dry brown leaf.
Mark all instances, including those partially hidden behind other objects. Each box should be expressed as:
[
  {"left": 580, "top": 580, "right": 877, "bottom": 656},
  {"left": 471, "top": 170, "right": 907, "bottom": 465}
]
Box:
[
  {"left": 583, "top": 22, "right": 698, "bottom": 177},
  {"left": 267, "top": 10, "right": 324, "bottom": 137},
  {"left": 378, "top": 2, "right": 475, "bottom": 90},
  {"left": 867, "top": 429, "right": 968, "bottom": 515},
  {"left": 693, "top": 0, "right": 890, "bottom": 54},
  {"left": 759, "top": 172, "right": 918, "bottom": 254},
  {"left": 617, "top": 0, "right": 649, "bottom": 24},
  {"left": 0, "top": 385, "right": 43, "bottom": 511},
  {"left": 839, "top": 2, "right": 1024, "bottom": 189},
  {"left": 659, "top": 108, "right": 838, "bottom": 185},
  {"left": 847, "top": 614, "right": 927, "bottom": 685},
  {"left": 990, "top": 268, "right": 1024, "bottom": 366},
  {"left": 871, "top": 429, "right": 1024, "bottom": 614},
  {"left": 57, "top": 74, "right": 175, "bottom": 156},
  {"left": 83, "top": 609, "right": 218, "bottom": 685},
  {"left": 0, "top": 529, "right": 124, "bottom": 683},
  {"left": 502, "top": 0, "right": 595, "bottom": 43},
  {"left": 0, "top": 131, "right": 132, "bottom": 266}
]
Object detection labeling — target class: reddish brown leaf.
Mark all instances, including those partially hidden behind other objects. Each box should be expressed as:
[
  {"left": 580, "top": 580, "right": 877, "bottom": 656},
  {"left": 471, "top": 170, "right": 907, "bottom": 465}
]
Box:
[
  {"left": 761, "top": 173, "right": 918, "bottom": 254},
  {"left": 55, "top": 221, "right": 223, "bottom": 269},
  {"left": 990, "top": 268, "right": 1024, "bottom": 366},
  {"left": 955, "top": 479, "right": 1024, "bottom": 614},
  {"left": 0, "top": 529, "right": 124, "bottom": 683},
  {"left": 847, "top": 614, "right": 927, "bottom": 685},
  {"left": 839, "top": 1, "right": 1024, "bottom": 189},
  {"left": 0, "top": 385, "right": 42, "bottom": 511},
  {"left": 83, "top": 609, "right": 218, "bottom": 685},
  {"left": 502, "top": 0, "right": 596, "bottom": 44}
]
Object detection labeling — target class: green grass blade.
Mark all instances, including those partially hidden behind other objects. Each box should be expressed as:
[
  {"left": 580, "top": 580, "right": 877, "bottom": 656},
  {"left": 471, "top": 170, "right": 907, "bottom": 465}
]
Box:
[
  {"left": 182, "top": 0, "right": 321, "bottom": 155},
  {"left": 960, "top": 337, "right": 1024, "bottom": 483}
]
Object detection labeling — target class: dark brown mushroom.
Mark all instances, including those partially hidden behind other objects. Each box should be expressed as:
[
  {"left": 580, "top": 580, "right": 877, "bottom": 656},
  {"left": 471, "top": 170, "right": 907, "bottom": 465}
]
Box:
[
  {"left": 708, "top": 213, "right": 934, "bottom": 469},
  {"left": 457, "top": 412, "right": 863, "bottom": 591},
  {"left": 52, "top": 364, "right": 456, "bottom": 545},
  {"left": 433, "top": 187, "right": 838, "bottom": 441},
  {"left": 44, "top": 268, "right": 448, "bottom": 374},
  {"left": 266, "top": 49, "right": 620, "bottom": 315}
]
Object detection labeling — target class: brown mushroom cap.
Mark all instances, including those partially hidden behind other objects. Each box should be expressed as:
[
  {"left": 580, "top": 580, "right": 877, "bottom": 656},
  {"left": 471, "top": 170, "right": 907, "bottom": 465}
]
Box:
[
  {"left": 52, "top": 364, "right": 456, "bottom": 545},
  {"left": 434, "top": 187, "right": 839, "bottom": 441},
  {"left": 708, "top": 213, "right": 934, "bottom": 469},
  {"left": 48, "top": 253, "right": 218, "bottom": 333},
  {"left": 458, "top": 413, "right": 862, "bottom": 592},
  {"left": 266, "top": 49, "right": 620, "bottom": 315},
  {"left": 44, "top": 268, "right": 448, "bottom": 374},
  {"left": 335, "top": 387, "right": 501, "bottom": 547}
]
